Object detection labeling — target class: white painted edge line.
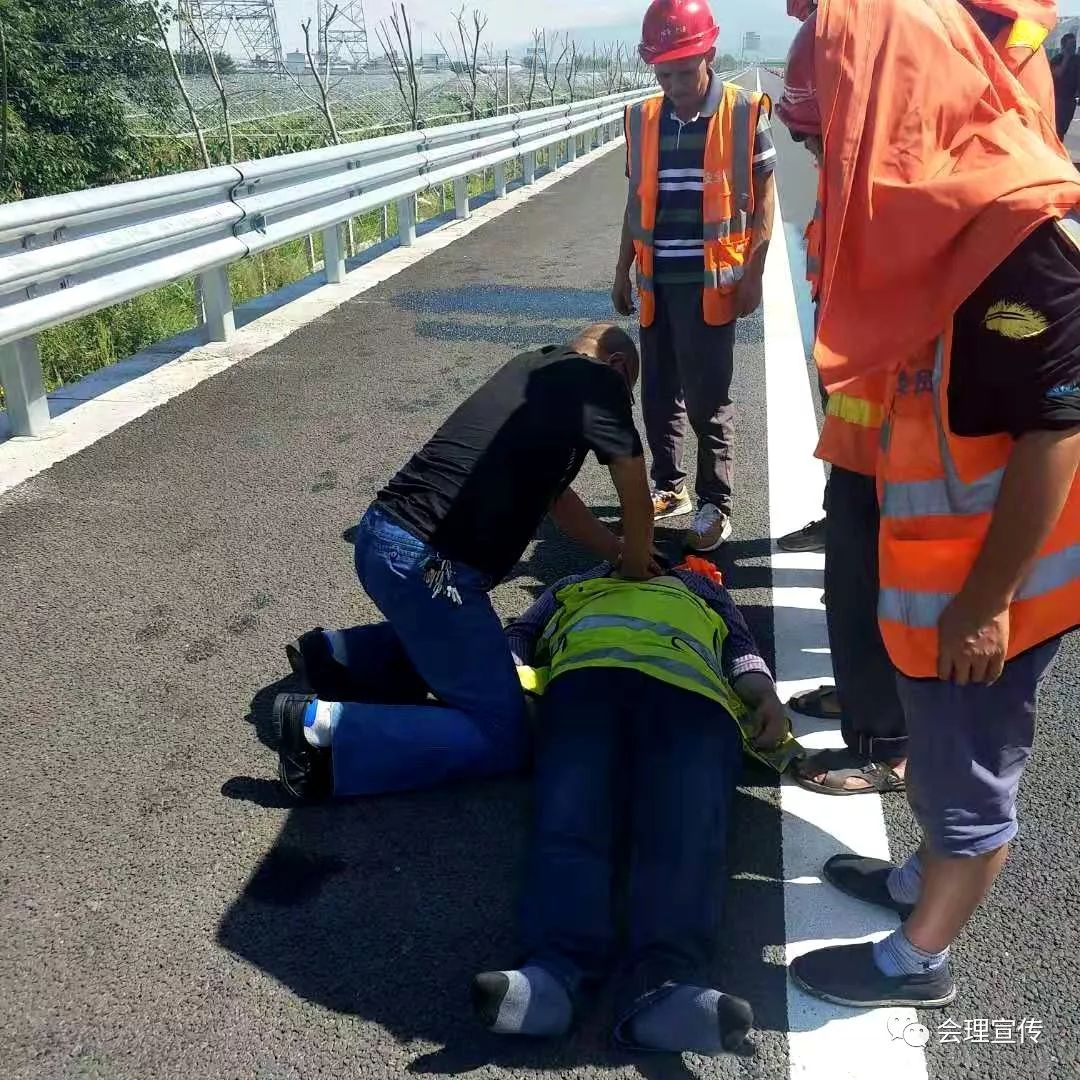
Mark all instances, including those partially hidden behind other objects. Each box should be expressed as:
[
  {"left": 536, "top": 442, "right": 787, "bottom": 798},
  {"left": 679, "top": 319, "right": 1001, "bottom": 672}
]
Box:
[
  {"left": 762, "top": 187, "right": 928, "bottom": 1079},
  {"left": 0, "top": 137, "right": 626, "bottom": 498}
]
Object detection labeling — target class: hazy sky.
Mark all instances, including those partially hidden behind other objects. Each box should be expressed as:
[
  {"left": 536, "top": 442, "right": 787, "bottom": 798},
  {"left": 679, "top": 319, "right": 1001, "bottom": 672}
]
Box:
[{"left": 270, "top": 0, "right": 795, "bottom": 54}]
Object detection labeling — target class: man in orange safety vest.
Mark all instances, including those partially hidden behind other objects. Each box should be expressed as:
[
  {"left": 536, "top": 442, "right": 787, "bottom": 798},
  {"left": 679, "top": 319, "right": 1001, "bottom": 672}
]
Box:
[
  {"left": 613, "top": 0, "right": 777, "bottom": 552},
  {"left": 777, "top": 0, "right": 1080, "bottom": 1009}
]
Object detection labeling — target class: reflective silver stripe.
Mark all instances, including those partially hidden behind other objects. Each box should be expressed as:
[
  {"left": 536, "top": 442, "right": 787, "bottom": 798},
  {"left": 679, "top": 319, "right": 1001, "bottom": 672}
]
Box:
[
  {"left": 806, "top": 255, "right": 821, "bottom": 274},
  {"left": 626, "top": 103, "right": 654, "bottom": 246},
  {"left": 881, "top": 339, "right": 1004, "bottom": 520},
  {"left": 879, "top": 542, "right": 1080, "bottom": 628},
  {"left": 704, "top": 265, "right": 744, "bottom": 288},
  {"left": 731, "top": 91, "right": 754, "bottom": 222},
  {"left": 637, "top": 270, "right": 654, "bottom": 292},
  {"left": 702, "top": 215, "right": 746, "bottom": 241},
  {"left": 555, "top": 646, "right": 721, "bottom": 697},
  {"left": 878, "top": 588, "right": 951, "bottom": 629},
  {"left": 881, "top": 469, "right": 1004, "bottom": 519},
  {"left": 1015, "top": 541, "right": 1080, "bottom": 601},
  {"left": 565, "top": 614, "right": 723, "bottom": 678}
]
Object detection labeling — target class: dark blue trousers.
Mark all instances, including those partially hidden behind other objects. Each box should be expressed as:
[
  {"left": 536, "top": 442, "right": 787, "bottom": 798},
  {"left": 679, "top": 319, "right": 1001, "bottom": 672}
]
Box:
[{"left": 521, "top": 666, "right": 743, "bottom": 1003}]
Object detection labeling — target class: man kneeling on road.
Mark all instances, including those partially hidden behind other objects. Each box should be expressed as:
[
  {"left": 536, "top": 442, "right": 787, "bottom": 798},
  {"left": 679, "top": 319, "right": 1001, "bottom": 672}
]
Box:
[
  {"left": 275, "top": 324, "right": 656, "bottom": 800},
  {"left": 471, "top": 557, "right": 802, "bottom": 1055}
]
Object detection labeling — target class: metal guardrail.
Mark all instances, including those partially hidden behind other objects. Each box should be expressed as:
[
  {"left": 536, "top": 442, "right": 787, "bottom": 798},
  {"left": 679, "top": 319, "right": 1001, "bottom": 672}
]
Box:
[{"left": 0, "top": 88, "right": 654, "bottom": 437}]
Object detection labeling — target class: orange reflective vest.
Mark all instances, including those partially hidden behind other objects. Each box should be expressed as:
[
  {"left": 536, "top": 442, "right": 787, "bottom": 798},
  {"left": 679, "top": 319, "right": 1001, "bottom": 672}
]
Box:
[
  {"left": 625, "top": 85, "right": 769, "bottom": 328},
  {"left": 877, "top": 319, "right": 1080, "bottom": 678}
]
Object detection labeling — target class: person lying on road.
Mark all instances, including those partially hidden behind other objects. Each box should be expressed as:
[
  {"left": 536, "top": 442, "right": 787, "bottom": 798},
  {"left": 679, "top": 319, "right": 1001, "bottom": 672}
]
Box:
[{"left": 469, "top": 556, "right": 803, "bottom": 1057}]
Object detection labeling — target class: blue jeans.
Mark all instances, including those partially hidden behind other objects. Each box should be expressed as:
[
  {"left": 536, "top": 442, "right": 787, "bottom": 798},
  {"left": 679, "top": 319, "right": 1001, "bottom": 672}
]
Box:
[
  {"left": 328, "top": 504, "right": 526, "bottom": 796},
  {"left": 521, "top": 667, "right": 743, "bottom": 1006}
]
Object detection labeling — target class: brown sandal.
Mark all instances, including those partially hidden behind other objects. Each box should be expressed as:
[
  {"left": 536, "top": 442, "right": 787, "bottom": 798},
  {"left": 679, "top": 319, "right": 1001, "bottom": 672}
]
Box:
[{"left": 793, "top": 748, "right": 906, "bottom": 796}]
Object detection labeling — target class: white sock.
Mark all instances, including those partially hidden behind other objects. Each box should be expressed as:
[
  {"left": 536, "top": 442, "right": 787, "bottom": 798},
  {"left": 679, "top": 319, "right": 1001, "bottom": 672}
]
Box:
[
  {"left": 302, "top": 699, "right": 339, "bottom": 748},
  {"left": 322, "top": 629, "right": 349, "bottom": 666}
]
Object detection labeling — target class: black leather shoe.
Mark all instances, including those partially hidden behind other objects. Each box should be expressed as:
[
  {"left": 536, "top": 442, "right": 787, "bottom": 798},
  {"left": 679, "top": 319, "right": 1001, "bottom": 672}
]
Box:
[
  {"left": 823, "top": 854, "right": 915, "bottom": 919},
  {"left": 285, "top": 628, "right": 358, "bottom": 700},
  {"left": 274, "top": 693, "right": 332, "bottom": 804},
  {"left": 790, "top": 941, "right": 956, "bottom": 1009}
]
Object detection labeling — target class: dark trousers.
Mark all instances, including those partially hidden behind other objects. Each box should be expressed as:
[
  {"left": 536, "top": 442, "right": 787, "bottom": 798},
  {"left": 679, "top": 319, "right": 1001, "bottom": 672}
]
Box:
[
  {"left": 824, "top": 466, "right": 908, "bottom": 761},
  {"left": 520, "top": 667, "right": 743, "bottom": 1003},
  {"left": 641, "top": 285, "right": 736, "bottom": 512},
  {"left": 1056, "top": 97, "right": 1077, "bottom": 141}
]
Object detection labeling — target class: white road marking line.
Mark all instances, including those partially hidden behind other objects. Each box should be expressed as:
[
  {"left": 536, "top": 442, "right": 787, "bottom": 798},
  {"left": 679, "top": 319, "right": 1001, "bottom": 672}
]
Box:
[
  {"left": 761, "top": 179, "right": 928, "bottom": 1079},
  {"left": 0, "top": 137, "right": 626, "bottom": 497}
]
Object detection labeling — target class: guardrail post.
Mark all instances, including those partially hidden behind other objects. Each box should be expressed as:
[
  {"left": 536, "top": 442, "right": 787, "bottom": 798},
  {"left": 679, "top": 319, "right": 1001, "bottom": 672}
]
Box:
[
  {"left": 198, "top": 266, "right": 234, "bottom": 343},
  {"left": 454, "top": 176, "right": 470, "bottom": 220},
  {"left": 567, "top": 136, "right": 578, "bottom": 163},
  {"left": 396, "top": 197, "right": 416, "bottom": 247},
  {"left": 0, "top": 337, "right": 50, "bottom": 437},
  {"left": 322, "top": 223, "right": 346, "bottom": 284},
  {"left": 523, "top": 152, "right": 536, "bottom": 185},
  {"left": 493, "top": 162, "right": 507, "bottom": 199}
]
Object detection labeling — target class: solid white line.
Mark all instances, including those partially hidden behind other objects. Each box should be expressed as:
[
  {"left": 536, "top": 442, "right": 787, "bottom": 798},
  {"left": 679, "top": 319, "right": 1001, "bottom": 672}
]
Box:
[
  {"left": 761, "top": 187, "right": 929, "bottom": 1079},
  {"left": 0, "top": 137, "right": 626, "bottom": 497}
]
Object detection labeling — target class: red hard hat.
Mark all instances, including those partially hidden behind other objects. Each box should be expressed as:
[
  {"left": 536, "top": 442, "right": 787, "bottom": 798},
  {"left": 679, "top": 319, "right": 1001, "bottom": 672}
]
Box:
[
  {"left": 639, "top": 0, "right": 720, "bottom": 65},
  {"left": 776, "top": 12, "right": 820, "bottom": 136},
  {"left": 787, "top": 0, "right": 816, "bottom": 21}
]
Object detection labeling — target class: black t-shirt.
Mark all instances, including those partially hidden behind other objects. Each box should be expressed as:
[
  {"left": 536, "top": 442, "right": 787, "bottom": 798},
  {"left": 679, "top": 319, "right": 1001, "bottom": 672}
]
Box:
[
  {"left": 376, "top": 346, "right": 643, "bottom": 581},
  {"left": 950, "top": 218, "right": 1080, "bottom": 438}
]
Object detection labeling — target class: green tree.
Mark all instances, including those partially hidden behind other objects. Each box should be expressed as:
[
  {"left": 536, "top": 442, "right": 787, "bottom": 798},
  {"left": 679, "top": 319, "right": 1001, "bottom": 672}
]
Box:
[
  {"left": 176, "top": 49, "right": 237, "bottom": 76},
  {"left": 0, "top": 0, "right": 172, "bottom": 199}
]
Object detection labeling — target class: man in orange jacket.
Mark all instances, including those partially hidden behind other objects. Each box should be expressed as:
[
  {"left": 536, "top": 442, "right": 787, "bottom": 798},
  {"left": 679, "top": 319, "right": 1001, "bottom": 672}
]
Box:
[
  {"left": 779, "top": 0, "right": 1063, "bottom": 798},
  {"left": 613, "top": 0, "right": 776, "bottom": 552},
  {"left": 778, "top": 0, "right": 1080, "bottom": 1008}
]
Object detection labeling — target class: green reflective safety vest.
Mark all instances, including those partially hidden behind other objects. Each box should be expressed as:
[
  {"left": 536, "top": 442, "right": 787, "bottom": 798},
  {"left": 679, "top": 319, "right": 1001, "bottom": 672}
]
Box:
[{"left": 519, "top": 576, "right": 804, "bottom": 774}]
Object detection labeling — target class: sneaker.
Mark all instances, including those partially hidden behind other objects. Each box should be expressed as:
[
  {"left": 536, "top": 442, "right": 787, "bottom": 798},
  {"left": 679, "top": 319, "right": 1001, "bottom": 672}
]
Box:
[
  {"left": 687, "top": 503, "right": 732, "bottom": 552},
  {"left": 286, "top": 628, "right": 357, "bottom": 700},
  {"left": 274, "top": 692, "right": 333, "bottom": 804},
  {"left": 822, "top": 854, "right": 915, "bottom": 919},
  {"left": 789, "top": 941, "right": 956, "bottom": 1009},
  {"left": 777, "top": 517, "right": 827, "bottom": 553},
  {"left": 652, "top": 487, "right": 694, "bottom": 520}
]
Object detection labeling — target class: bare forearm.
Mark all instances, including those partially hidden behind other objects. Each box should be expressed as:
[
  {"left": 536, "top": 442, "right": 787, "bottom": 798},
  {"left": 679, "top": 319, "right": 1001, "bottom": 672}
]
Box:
[
  {"left": 616, "top": 206, "right": 635, "bottom": 275},
  {"left": 960, "top": 429, "right": 1080, "bottom": 616},
  {"left": 609, "top": 455, "right": 654, "bottom": 561},
  {"left": 550, "top": 488, "right": 620, "bottom": 561}
]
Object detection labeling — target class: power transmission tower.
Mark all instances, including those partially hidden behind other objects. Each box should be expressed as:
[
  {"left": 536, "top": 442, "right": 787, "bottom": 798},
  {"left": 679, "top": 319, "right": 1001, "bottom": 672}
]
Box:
[
  {"left": 319, "top": 0, "right": 370, "bottom": 70},
  {"left": 179, "top": 0, "right": 285, "bottom": 70}
]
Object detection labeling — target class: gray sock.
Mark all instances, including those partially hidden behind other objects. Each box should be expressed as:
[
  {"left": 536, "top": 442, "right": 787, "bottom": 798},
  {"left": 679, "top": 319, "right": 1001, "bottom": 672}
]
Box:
[
  {"left": 472, "top": 965, "right": 572, "bottom": 1036},
  {"left": 886, "top": 851, "right": 923, "bottom": 906},
  {"left": 873, "top": 927, "right": 949, "bottom": 976},
  {"left": 625, "top": 984, "right": 754, "bottom": 1056}
]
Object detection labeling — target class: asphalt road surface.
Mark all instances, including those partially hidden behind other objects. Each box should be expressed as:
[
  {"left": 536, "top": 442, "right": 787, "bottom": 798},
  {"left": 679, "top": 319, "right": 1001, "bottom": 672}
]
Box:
[{"left": 1, "top": 73, "right": 1077, "bottom": 1080}]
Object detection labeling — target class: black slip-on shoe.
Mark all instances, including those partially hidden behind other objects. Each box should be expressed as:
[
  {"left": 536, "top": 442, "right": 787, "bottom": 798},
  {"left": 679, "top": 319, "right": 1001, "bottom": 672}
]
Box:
[
  {"left": 789, "top": 941, "right": 956, "bottom": 1009},
  {"left": 823, "top": 854, "right": 915, "bottom": 920},
  {"left": 285, "top": 628, "right": 358, "bottom": 700},
  {"left": 274, "top": 692, "right": 332, "bottom": 804}
]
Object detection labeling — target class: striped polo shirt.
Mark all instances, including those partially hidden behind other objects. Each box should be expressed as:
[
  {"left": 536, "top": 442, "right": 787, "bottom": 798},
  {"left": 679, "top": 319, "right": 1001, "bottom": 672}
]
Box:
[{"left": 651, "top": 74, "right": 776, "bottom": 286}]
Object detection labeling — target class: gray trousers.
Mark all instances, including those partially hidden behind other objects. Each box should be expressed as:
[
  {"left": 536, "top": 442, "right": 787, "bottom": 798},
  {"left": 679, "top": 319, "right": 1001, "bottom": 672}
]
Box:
[
  {"left": 825, "top": 465, "right": 909, "bottom": 761},
  {"left": 640, "top": 286, "right": 735, "bottom": 512}
]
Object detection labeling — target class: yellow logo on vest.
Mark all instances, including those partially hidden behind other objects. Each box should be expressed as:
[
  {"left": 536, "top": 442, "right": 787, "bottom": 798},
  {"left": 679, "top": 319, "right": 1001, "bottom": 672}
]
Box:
[{"left": 983, "top": 301, "right": 1049, "bottom": 341}]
